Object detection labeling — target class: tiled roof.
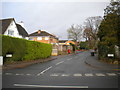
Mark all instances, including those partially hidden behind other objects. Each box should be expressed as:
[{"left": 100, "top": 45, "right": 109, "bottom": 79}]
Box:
[
  {"left": 16, "top": 24, "right": 28, "bottom": 37},
  {"left": 59, "top": 40, "right": 68, "bottom": 43},
  {"left": 0, "top": 18, "right": 28, "bottom": 37},
  {"left": 29, "top": 30, "right": 58, "bottom": 39},
  {"left": 0, "top": 18, "right": 14, "bottom": 34}
]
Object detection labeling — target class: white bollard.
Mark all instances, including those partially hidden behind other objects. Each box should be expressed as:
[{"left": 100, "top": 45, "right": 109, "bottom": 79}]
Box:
[{"left": 0, "top": 56, "right": 3, "bottom": 66}]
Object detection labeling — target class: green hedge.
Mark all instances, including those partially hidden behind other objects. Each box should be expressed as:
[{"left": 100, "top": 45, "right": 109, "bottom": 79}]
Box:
[
  {"left": 23, "top": 40, "right": 52, "bottom": 60},
  {"left": 2, "top": 35, "right": 52, "bottom": 63}
]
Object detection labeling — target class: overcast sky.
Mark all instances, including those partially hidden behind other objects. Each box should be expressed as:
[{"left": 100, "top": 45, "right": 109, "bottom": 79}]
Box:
[{"left": 2, "top": 0, "right": 110, "bottom": 40}]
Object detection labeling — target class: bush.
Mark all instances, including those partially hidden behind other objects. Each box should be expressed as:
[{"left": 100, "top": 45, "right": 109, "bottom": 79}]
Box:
[
  {"left": 98, "top": 41, "right": 115, "bottom": 60},
  {"left": 2, "top": 35, "right": 52, "bottom": 63},
  {"left": 79, "top": 41, "right": 89, "bottom": 50},
  {"left": 23, "top": 40, "right": 52, "bottom": 60}
]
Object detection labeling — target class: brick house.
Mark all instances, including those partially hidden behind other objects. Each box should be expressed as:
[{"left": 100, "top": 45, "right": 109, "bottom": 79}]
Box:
[
  {"left": 29, "top": 30, "right": 59, "bottom": 56},
  {"left": 29, "top": 30, "right": 58, "bottom": 44}
]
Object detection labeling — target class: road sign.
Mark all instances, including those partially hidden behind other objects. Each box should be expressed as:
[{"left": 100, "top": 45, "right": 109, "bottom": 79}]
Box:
[
  {"left": 107, "top": 54, "right": 114, "bottom": 57},
  {"left": 6, "top": 54, "right": 12, "bottom": 57}
]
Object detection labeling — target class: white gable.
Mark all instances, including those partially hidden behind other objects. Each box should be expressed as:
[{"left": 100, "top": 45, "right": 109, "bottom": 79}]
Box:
[{"left": 4, "top": 20, "right": 23, "bottom": 38}]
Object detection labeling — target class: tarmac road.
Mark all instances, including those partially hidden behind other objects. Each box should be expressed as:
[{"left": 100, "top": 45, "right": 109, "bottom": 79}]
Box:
[{"left": 2, "top": 51, "right": 119, "bottom": 89}]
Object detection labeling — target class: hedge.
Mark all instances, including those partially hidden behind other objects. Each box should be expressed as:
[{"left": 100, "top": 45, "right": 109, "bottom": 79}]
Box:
[{"left": 2, "top": 35, "right": 52, "bottom": 63}]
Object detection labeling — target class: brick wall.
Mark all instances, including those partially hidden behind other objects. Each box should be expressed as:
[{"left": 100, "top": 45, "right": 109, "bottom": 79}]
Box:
[{"left": 33, "top": 37, "right": 58, "bottom": 44}]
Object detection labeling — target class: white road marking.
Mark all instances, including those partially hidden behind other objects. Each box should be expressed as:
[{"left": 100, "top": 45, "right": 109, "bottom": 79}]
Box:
[
  {"left": 67, "top": 58, "right": 72, "bottom": 61},
  {"left": 61, "top": 74, "right": 69, "bottom": 77},
  {"left": 50, "top": 74, "right": 59, "bottom": 77},
  {"left": 95, "top": 73, "right": 105, "bottom": 76},
  {"left": 14, "top": 84, "right": 88, "bottom": 88},
  {"left": 15, "top": 74, "right": 24, "bottom": 76},
  {"left": 106, "top": 73, "right": 117, "bottom": 76},
  {"left": 37, "top": 66, "right": 52, "bottom": 76},
  {"left": 55, "top": 61, "right": 64, "bottom": 65},
  {"left": 5, "top": 73, "right": 12, "bottom": 75},
  {"left": 85, "top": 73, "right": 94, "bottom": 76},
  {"left": 26, "top": 74, "right": 31, "bottom": 76},
  {"left": 73, "top": 74, "right": 82, "bottom": 77}
]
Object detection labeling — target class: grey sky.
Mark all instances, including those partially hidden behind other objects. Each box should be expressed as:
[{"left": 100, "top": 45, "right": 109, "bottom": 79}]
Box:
[{"left": 2, "top": 1, "right": 110, "bottom": 40}]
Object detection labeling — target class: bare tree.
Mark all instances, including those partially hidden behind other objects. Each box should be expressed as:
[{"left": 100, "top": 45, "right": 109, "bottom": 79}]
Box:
[
  {"left": 83, "top": 27, "right": 91, "bottom": 41},
  {"left": 83, "top": 16, "right": 102, "bottom": 48},
  {"left": 67, "top": 24, "right": 83, "bottom": 42}
]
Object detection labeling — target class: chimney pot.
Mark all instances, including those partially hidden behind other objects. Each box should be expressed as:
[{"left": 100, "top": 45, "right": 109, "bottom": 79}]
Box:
[
  {"left": 38, "top": 30, "right": 41, "bottom": 34},
  {"left": 18, "top": 21, "right": 24, "bottom": 28}
]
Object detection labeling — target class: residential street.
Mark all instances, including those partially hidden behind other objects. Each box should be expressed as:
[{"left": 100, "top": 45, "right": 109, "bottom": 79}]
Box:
[{"left": 2, "top": 51, "right": 119, "bottom": 89}]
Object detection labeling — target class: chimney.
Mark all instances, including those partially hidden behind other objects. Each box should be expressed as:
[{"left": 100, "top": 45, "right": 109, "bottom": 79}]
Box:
[
  {"left": 38, "top": 30, "right": 41, "bottom": 34},
  {"left": 18, "top": 21, "right": 24, "bottom": 28}
]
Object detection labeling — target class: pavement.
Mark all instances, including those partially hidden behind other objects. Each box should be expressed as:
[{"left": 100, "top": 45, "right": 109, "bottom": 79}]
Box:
[
  {"left": 84, "top": 52, "right": 119, "bottom": 71},
  {"left": 1, "top": 54, "right": 67, "bottom": 70}
]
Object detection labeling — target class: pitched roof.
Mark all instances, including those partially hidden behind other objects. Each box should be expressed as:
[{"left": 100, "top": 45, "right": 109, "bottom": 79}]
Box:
[
  {"left": 0, "top": 18, "right": 28, "bottom": 37},
  {"left": 0, "top": 18, "right": 14, "bottom": 34},
  {"left": 59, "top": 40, "right": 68, "bottom": 43},
  {"left": 16, "top": 24, "right": 28, "bottom": 37},
  {"left": 59, "top": 40, "right": 75, "bottom": 44},
  {"left": 29, "top": 30, "right": 58, "bottom": 39}
]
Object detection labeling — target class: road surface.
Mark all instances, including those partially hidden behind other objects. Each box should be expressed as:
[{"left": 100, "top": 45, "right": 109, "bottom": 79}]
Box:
[{"left": 2, "top": 51, "right": 119, "bottom": 89}]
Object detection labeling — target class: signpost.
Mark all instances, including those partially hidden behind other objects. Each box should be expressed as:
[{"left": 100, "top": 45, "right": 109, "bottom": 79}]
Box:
[
  {"left": 6, "top": 54, "right": 12, "bottom": 57},
  {"left": 0, "top": 54, "right": 13, "bottom": 66},
  {"left": 0, "top": 56, "right": 3, "bottom": 66},
  {"left": 107, "top": 54, "right": 114, "bottom": 59},
  {"left": 107, "top": 54, "right": 114, "bottom": 57}
]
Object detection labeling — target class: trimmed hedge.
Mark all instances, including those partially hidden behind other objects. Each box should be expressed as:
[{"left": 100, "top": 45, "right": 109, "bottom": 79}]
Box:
[
  {"left": 23, "top": 40, "right": 52, "bottom": 60},
  {"left": 2, "top": 35, "right": 52, "bottom": 63}
]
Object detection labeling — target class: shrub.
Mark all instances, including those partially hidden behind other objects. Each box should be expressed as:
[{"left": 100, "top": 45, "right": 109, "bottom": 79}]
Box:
[
  {"left": 23, "top": 40, "right": 52, "bottom": 60},
  {"left": 98, "top": 41, "right": 115, "bottom": 60},
  {"left": 79, "top": 41, "right": 89, "bottom": 50},
  {"left": 2, "top": 35, "right": 52, "bottom": 63}
]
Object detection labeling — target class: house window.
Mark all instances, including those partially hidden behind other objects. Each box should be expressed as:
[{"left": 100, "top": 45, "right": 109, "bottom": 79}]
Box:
[
  {"left": 8, "top": 30, "right": 14, "bottom": 36},
  {"left": 45, "top": 37, "right": 49, "bottom": 40},
  {"left": 37, "top": 37, "right": 42, "bottom": 40},
  {"left": 29, "top": 37, "right": 34, "bottom": 40},
  {"left": 10, "top": 22, "right": 13, "bottom": 26}
]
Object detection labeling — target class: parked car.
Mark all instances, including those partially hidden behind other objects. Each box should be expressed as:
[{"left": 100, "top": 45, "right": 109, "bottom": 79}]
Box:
[{"left": 90, "top": 49, "right": 95, "bottom": 56}]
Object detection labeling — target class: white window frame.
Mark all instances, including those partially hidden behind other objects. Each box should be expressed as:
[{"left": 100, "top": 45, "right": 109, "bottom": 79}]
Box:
[
  {"left": 37, "top": 37, "right": 42, "bottom": 40},
  {"left": 29, "top": 37, "right": 34, "bottom": 40},
  {"left": 8, "top": 29, "right": 14, "bottom": 36},
  {"left": 45, "top": 37, "right": 49, "bottom": 40}
]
